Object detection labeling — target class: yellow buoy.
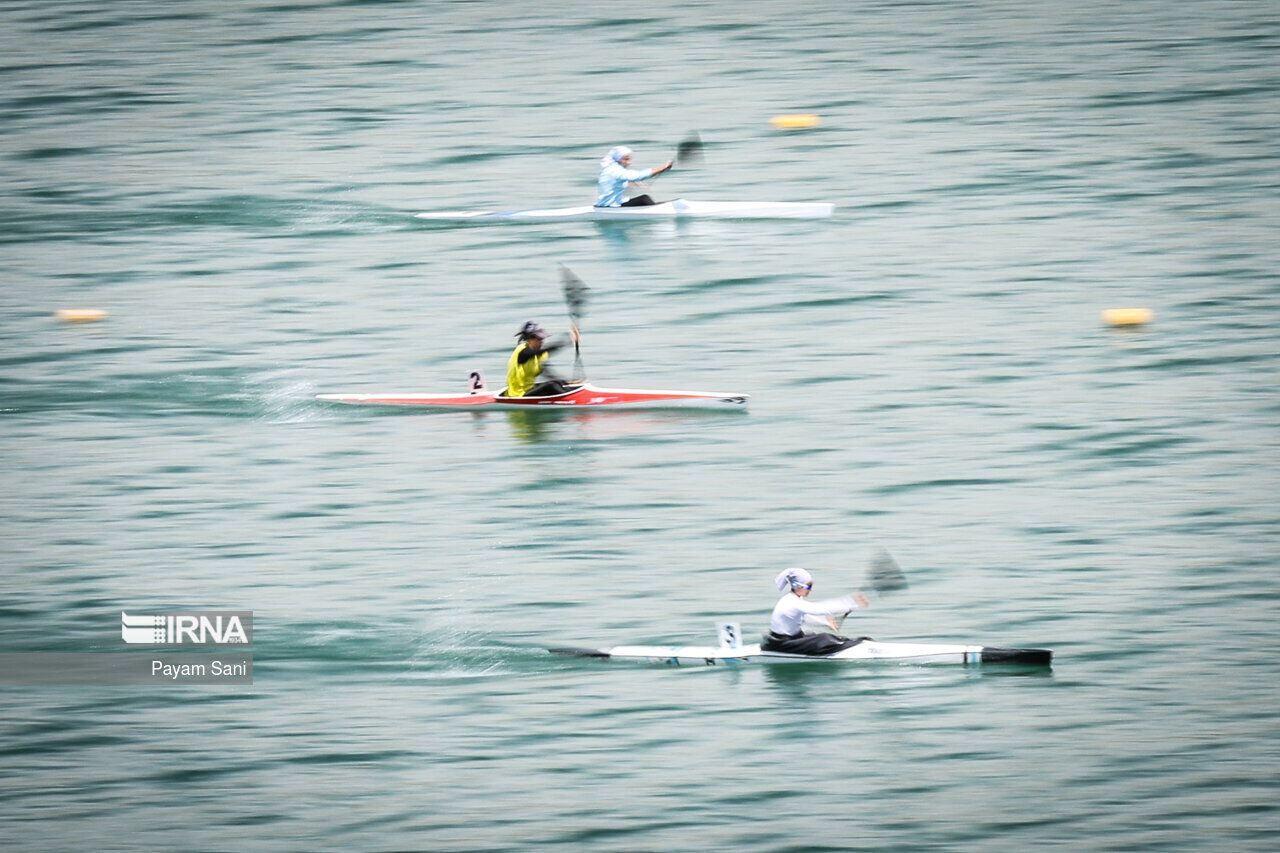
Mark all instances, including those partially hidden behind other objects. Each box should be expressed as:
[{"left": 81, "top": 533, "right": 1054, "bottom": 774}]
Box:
[
  {"left": 1101, "top": 308, "right": 1152, "bottom": 327},
  {"left": 55, "top": 309, "right": 108, "bottom": 323},
  {"left": 770, "top": 114, "right": 821, "bottom": 130}
]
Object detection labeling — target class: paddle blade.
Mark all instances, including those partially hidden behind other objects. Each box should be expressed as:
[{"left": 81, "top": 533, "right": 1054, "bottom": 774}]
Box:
[
  {"left": 867, "top": 548, "right": 908, "bottom": 596},
  {"left": 675, "top": 132, "right": 703, "bottom": 166},
  {"left": 559, "top": 264, "right": 589, "bottom": 321}
]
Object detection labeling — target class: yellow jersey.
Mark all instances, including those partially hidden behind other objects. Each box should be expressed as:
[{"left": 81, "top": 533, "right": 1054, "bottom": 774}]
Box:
[{"left": 505, "top": 342, "right": 548, "bottom": 397}]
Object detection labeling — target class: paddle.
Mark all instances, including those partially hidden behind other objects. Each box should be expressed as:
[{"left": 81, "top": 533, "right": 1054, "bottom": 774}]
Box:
[
  {"left": 866, "top": 547, "right": 909, "bottom": 596},
  {"left": 559, "top": 264, "right": 589, "bottom": 383},
  {"left": 674, "top": 132, "right": 703, "bottom": 167},
  {"left": 829, "top": 548, "right": 908, "bottom": 631},
  {"left": 630, "top": 133, "right": 702, "bottom": 194}
]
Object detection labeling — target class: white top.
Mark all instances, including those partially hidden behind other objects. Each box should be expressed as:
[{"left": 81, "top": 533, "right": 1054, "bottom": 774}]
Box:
[
  {"left": 769, "top": 592, "right": 857, "bottom": 635},
  {"left": 596, "top": 159, "right": 657, "bottom": 207}
]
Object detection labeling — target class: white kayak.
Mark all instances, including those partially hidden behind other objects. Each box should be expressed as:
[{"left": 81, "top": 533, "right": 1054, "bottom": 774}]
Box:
[
  {"left": 415, "top": 198, "right": 835, "bottom": 222},
  {"left": 549, "top": 624, "right": 1051, "bottom": 667}
]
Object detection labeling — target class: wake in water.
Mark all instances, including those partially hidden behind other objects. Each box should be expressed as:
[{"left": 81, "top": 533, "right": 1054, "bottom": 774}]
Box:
[
  {"left": 243, "top": 371, "right": 326, "bottom": 424},
  {"left": 263, "top": 618, "right": 522, "bottom": 681}
]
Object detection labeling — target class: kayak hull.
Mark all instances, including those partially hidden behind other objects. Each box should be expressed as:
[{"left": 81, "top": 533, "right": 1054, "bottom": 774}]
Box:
[
  {"left": 316, "top": 382, "right": 749, "bottom": 411},
  {"left": 550, "top": 639, "right": 1052, "bottom": 667},
  {"left": 415, "top": 199, "right": 835, "bottom": 222}
]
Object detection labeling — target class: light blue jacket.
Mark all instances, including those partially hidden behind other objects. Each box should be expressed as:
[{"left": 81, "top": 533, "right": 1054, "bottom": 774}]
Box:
[{"left": 596, "top": 161, "right": 656, "bottom": 207}]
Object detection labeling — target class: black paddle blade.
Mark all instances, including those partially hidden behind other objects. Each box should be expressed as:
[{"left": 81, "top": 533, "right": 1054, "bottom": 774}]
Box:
[
  {"left": 867, "top": 548, "right": 908, "bottom": 595},
  {"left": 675, "top": 132, "right": 703, "bottom": 166},
  {"left": 559, "top": 264, "right": 589, "bottom": 321}
]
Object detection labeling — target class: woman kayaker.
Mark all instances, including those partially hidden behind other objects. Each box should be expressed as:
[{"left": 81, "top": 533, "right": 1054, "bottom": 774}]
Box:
[
  {"left": 763, "top": 568, "right": 870, "bottom": 656},
  {"left": 504, "top": 321, "right": 580, "bottom": 398},
  {"left": 596, "top": 146, "right": 673, "bottom": 207}
]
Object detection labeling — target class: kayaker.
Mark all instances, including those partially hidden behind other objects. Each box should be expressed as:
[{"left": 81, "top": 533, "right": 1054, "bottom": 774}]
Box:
[
  {"left": 762, "top": 568, "right": 870, "bottom": 656},
  {"left": 596, "top": 146, "right": 673, "bottom": 207},
  {"left": 504, "top": 321, "right": 581, "bottom": 398}
]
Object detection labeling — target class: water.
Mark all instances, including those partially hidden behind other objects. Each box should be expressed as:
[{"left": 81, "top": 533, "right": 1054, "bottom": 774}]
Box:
[{"left": 3, "top": 0, "right": 1279, "bottom": 849}]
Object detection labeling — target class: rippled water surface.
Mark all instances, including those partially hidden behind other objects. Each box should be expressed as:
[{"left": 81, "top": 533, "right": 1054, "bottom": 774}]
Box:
[{"left": 3, "top": 1, "right": 1279, "bottom": 850}]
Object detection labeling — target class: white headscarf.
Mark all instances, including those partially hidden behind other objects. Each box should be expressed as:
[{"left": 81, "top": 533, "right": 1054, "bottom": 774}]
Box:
[
  {"left": 600, "top": 145, "right": 632, "bottom": 168},
  {"left": 774, "top": 567, "right": 813, "bottom": 592}
]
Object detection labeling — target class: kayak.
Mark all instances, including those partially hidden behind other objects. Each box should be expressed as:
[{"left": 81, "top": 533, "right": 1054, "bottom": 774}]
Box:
[
  {"left": 415, "top": 198, "right": 835, "bottom": 222},
  {"left": 550, "top": 640, "right": 1051, "bottom": 667},
  {"left": 316, "top": 379, "right": 748, "bottom": 411},
  {"left": 549, "top": 624, "right": 1051, "bottom": 667}
]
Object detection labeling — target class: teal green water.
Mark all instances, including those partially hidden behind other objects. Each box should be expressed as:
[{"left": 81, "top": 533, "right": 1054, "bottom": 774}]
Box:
[{"left": 3, "top": 1, "right": 1279, "bottom": 849}]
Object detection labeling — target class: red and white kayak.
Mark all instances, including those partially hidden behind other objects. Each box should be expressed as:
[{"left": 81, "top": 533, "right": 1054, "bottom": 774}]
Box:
[{"left": 316, "top": 374, "right": 748, "bottom": 411}]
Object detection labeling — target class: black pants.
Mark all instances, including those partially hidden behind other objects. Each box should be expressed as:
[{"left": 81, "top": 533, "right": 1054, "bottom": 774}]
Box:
[
  {"left": 524, "top": 379, "right": 578, "bottom": 397},
  {"left": 621, "top": 194, "right": 657, "bottom": 206},
  {"left": 761, "top": 631, "right": 865, "bottom": 656}
]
